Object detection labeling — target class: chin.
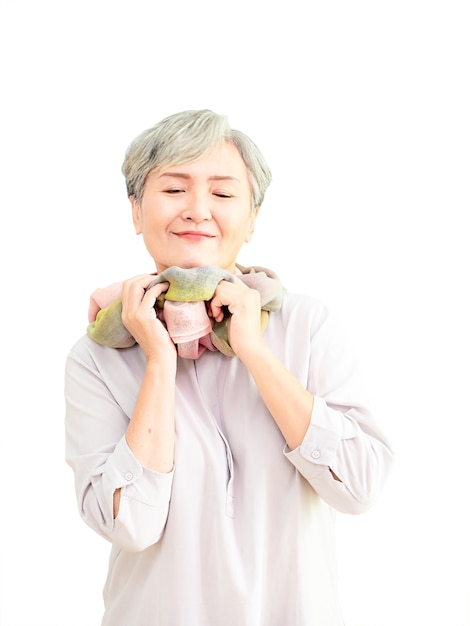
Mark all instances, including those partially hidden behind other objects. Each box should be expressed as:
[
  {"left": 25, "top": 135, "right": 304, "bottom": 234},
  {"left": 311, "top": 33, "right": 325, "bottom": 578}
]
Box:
[
  {"left": 156, "top": 259, "right": 214, "bottom": 271},
  {"left": 179, "top": 260, "right": 209, "bottom": 269},
  {"left": 155, "top": 256, "right": 234, "bottom": 273},
  {"left": 177, "top": 255, "right": 223, "bottom": 269}
]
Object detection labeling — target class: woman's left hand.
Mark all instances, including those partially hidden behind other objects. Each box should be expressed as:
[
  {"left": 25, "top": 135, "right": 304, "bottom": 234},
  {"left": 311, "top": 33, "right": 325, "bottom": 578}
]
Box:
[{"left": 209, "top": 276, "right": 263, "bottom": 358}]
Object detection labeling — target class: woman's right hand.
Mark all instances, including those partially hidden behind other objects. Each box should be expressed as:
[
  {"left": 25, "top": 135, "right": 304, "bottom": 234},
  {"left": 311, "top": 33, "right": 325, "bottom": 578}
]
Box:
[{"left": 121, "top": 274, "right": 176, "bottom": 363}]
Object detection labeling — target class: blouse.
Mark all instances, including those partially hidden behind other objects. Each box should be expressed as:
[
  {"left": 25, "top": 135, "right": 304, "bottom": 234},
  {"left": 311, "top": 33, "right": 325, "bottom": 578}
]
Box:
[{"left": 65, "top": 291, "right": 394, "bottom": 626}]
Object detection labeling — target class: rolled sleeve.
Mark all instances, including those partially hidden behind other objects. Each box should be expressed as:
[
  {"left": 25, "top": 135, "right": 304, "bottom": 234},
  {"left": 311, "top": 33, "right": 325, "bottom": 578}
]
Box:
[
  {"left": 285, "top": 396, "right": 359, "bottom": 470},
  {"left": 284, "top": 397, "right": 341, "bottom": 478},
  {"left": 102, "top": 436, "right": 144, "bottom": 489},
  {"left": 284, "top": 396, "right": 392, "bottom": 514},
  {"left": 111, "top": 440, "right": 174, "bottom": 551}
]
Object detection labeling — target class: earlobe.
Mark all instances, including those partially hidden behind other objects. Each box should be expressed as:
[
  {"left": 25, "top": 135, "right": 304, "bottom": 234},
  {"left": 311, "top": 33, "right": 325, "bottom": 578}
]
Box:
[
  {"left": 244, "top": 228, "right": 255, "bottom": 243},
  {"left": 130, "top": 197, "right": 142, "bottom": 235}
]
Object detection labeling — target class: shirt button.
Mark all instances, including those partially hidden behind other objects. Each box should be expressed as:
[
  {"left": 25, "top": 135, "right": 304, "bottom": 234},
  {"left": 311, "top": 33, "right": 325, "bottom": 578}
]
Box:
[
  {"left": 311, "top": 450, "right": 321, "bottom": 459},
  {"left": 124, "top": 472, "right": 133, "bottom": 481}
]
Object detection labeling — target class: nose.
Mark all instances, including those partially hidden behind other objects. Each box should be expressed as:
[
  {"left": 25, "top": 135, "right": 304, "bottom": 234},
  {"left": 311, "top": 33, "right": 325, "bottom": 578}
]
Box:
[{"left": 182, "top": 191, "right": 212, "bottom": 222}]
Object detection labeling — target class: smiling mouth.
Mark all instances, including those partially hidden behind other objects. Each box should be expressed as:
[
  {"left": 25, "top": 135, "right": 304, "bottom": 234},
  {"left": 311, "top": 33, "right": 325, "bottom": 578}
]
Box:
[{"left": 175, "top": 231, "right": 215, "bottom": 240}]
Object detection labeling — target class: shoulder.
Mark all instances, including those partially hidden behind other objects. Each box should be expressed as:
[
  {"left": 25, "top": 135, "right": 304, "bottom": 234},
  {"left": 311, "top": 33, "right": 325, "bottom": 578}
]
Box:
[
  {"left": 67, "top": 333, "right": 110, "bottom": 362},
  {"left": 274, "top": 291, "right": 331, "bottom": 330},
  {"left": 66, "top": 334, "right": 142, "bottom": 372},
  {"left": 264, "top": 291, "right": 333, "bottom": 358}
]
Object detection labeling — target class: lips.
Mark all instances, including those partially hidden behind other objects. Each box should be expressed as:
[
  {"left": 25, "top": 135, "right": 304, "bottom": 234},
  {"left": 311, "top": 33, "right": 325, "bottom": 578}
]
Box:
[{"left": 174, "top": 231, "right": 215, "bottom": 241}]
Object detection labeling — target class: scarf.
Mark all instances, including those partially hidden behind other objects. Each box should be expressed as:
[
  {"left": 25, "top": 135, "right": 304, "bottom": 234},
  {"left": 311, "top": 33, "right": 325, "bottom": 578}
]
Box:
[{"left": 86, "top": 264, "right": 284, "bottom": 359}]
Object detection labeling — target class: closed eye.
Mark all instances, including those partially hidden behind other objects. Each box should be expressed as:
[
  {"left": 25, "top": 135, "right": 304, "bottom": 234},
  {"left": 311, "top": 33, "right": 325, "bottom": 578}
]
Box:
[
  {"left": 164, "top": 188, "right": 185, "bottom": 194},
  {"left": 213, "top": 192, "right": 232, "bottom": 198}
]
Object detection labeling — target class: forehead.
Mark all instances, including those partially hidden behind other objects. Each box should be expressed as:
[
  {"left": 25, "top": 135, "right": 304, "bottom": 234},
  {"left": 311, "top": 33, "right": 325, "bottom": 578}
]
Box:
[{"left": 152, "top": 142, "right": 250, "bottom": 183}]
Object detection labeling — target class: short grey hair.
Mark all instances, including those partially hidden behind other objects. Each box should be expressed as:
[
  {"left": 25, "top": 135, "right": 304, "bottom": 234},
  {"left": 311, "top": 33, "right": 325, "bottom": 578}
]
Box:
[{"left": 121, "top": 109, "right": 272, "bottom": 208}]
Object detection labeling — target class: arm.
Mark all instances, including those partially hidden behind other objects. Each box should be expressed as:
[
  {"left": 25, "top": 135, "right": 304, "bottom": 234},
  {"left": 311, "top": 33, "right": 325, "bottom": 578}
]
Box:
[
  {"left": 65, "top": 276, "right": 177, "bottom": 551},
  {"left": 116, "top": 276, "right": 177, "bottom": 515},
  {"left": 210, "top": 278, "right": 312, "bottom": 449},
  {"left": 65, "top": 344, "right": 175, "bottom": 552},
  {"left": 210, "top": 279, "right": 394, "bottom": 514}
]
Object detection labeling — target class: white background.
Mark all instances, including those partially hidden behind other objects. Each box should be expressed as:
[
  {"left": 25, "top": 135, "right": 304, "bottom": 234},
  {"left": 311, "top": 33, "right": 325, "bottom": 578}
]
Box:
[{"left": 1, "top": 1, "right": 469, "bottom": 625}]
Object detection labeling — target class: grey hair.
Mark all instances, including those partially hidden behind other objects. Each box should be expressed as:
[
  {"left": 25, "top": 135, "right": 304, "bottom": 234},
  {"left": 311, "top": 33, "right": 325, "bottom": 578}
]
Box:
[{"left": 121, "top": 109, "right": 272, "bottom": 208}]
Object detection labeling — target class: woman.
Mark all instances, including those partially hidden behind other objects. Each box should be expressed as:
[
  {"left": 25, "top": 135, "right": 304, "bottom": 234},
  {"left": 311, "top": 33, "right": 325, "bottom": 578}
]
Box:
[{"left": 65, "top": 109, "right": 394, "bottom": 625}]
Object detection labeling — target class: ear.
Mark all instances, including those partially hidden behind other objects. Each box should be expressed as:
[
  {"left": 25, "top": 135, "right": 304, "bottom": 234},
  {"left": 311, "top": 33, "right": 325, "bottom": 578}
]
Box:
[
  {"left": 130, "top": 196, "right": 142, "bottom": 234},
  {"left": 244, "top": 206, "right": 260, "bottom": 243}
]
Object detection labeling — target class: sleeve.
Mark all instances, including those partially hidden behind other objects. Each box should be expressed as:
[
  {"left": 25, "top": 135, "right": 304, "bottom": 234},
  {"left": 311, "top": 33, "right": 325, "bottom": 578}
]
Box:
[
  {"left": 283, "top": 301, "right": 395, "bottom": 515},
  {"left": 64, "top": 342, "right": 174, "bottom": 551}
]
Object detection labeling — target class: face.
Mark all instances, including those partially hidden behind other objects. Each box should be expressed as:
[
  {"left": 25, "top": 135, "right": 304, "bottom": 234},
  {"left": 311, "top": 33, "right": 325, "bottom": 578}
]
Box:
[{"left": 131, "top": 142, "right": 258, "bottom": 274}]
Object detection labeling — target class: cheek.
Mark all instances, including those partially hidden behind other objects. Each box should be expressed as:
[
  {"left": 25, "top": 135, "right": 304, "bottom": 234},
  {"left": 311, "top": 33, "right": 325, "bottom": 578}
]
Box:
[
  {"left": 141, "top": 209, "right": 166, "bottom": 232},
  {"left": 224, "top": 208, "right": 253, "bottom": 233},
  {"left": 226, "top": 222, "right": 248, "bottom": 243}
]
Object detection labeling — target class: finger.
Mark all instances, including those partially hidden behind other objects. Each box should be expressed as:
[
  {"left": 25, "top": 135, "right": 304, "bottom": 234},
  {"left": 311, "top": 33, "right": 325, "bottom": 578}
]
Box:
[
  {"left": 144, "top": 280, "right": 169, "bottom": 298},
  {"left": 121, "top": 275, "right": 164, "bottom": 318},
  {"left": 141, "top": 281, "right": 169, "bottom": 313},
  {"left": 121, "top": 274, "right": 154, "bottom": 299},
  {"left": 209, "top": 292, "right": 229, "bottom": 322}
]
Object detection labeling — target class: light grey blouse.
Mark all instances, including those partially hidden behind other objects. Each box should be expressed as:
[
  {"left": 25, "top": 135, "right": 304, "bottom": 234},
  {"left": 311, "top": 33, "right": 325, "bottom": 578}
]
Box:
[{"left": 65, "top": 292, "right": 394, "bottom": 626}]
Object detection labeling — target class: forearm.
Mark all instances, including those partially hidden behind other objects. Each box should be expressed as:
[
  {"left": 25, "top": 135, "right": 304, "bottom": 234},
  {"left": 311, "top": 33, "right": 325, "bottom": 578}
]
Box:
[
  {"left": 239, "top": 341, "right": 313, "bottom": 450},
  {"left": 125, "top": 358, "right": 176, "bottom": 473},
  {"left": 112, "top": 359, "right": 175, "bottom": 519}
]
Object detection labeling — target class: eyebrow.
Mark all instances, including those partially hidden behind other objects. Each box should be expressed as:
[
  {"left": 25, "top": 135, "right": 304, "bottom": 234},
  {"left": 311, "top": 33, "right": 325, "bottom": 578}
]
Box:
[{"left": 158, "top": 173, "right": 240, "bottom": 183}]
